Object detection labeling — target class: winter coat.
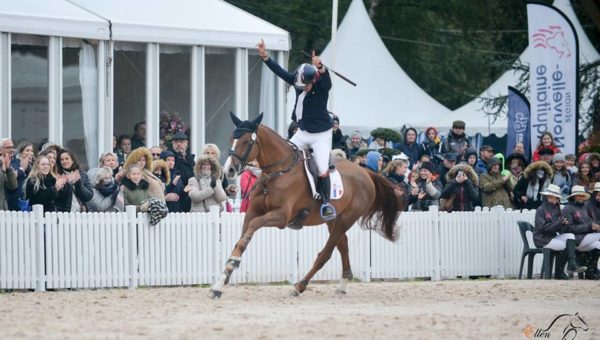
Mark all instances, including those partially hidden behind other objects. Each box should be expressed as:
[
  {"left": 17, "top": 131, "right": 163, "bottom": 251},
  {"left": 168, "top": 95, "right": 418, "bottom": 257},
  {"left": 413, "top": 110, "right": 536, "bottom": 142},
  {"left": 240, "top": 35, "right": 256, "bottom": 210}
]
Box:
[
  {"left": 240, "top": 167, "right": 260, "bottom": 213},
  {"left": 331, "top": 129, "right": 347, "bottom": 152},
  {"left": 410, "top": 178, "right": 442, "bottom": 211},
  {"left": 533, "top": 200, "right": 569, "bottom": 248},
  {"left": 513, "top": 161, "right": 553, "bottom": 210},
  {"left": 479, "top": 172, "right": 513, "bottom": 209},
  {"left": 264, "top": 57, "right": 333, "bottom": 133},
  {"left": 532, "top": 144, "right": 561, "bottom": 162},
  {"left": 420, "top": 127, "right": 446, "bottom": 166},
  {"left": 25, "top": 175, "right": 59, "bottom": 213},
  {"left": 188, "top": 155, "right": 227, "bottom": 213},
  {"left": 551, "top": 169, "right": 572, "bottom": 204},
  {"left": 399, "top": 129, "right": 424, "bottom": 167},
  {"left": 55, "top": 170, "right": 94, "bottom": 212},
  {"left": 563, "top": 200, "right": 595, "bottom": 245},
  {"left": 86, "top": 169, "right": 123, "bottom": 212},
  {"left": 585, "top": 198, "right": 600, "bottom": 223},
  {"left": 123, "top": 147, "right": 165, "bottom": 202},
  {"left": 5, "top": 158, "right": 30, "bottom": 211},
  {"left": 386, "top": 172, "right": 410, "bottom": 212},
  {"left": 0, "top": 167, "right": 18, "bottom": 210},
  {"left": 122, "top": 177, "right": 152, "bottom": 207},
  {"left": 440, "top": 164, "right": 479, "bottom": 212},
  {"left": 443, "top": 130, "right": 471, "bottom": 160}
]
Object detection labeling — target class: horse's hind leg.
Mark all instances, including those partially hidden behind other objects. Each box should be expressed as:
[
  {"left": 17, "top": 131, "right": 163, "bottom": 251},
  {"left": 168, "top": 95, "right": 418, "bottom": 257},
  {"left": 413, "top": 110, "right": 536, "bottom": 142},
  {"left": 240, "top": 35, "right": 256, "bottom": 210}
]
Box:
[
  {"left": 292, "top": 222, "right": 346, "bottom": 296},
  {"left": 208, "top": 210, "right": 285, "bottom": 299},
  {"left": 326, "top": 224, "right": 353, "bottom": 294}
]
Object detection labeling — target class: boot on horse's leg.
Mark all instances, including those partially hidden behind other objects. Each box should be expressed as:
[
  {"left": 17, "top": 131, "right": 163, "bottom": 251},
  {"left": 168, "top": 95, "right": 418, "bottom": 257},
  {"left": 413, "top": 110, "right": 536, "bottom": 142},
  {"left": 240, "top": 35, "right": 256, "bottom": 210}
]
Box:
[
  {"left": 290, "top": 279, "right": 309, "bottom": 297},
  {"left": 208, "top": 256, "right": 241, "bottom": 299},
  {"left": 318, "top": 175, "right": 336, "bottom": 221}
]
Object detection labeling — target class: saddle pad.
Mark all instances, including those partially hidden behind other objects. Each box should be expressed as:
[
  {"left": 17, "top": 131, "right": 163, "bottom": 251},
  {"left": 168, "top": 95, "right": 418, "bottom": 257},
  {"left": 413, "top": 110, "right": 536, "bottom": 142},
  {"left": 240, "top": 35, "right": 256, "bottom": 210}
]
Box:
[{"left": 301, "top": 150, "right": 344, "bottom": 200}]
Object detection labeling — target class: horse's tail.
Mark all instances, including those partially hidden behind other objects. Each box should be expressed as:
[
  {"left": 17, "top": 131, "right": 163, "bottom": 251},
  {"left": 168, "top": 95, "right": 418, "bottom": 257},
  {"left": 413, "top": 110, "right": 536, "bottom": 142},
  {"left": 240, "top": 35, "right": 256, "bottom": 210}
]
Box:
[{"left": 359, "top": 170, "right": 404, "bottom": 242}]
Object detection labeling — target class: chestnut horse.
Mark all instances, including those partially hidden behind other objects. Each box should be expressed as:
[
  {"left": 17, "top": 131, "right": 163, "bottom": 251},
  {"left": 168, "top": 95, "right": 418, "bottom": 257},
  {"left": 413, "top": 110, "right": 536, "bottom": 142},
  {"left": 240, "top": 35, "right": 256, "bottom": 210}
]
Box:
[{"left": 208, "top": 113, "right": 404, "bottom": 298}]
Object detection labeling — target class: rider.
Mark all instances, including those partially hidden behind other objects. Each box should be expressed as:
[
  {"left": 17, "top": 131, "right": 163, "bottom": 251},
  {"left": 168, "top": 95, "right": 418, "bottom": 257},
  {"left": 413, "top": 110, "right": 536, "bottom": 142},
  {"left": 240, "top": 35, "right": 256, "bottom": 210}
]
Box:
[{"left": 257, "top": 39, "right": 336, "bottom": 221}]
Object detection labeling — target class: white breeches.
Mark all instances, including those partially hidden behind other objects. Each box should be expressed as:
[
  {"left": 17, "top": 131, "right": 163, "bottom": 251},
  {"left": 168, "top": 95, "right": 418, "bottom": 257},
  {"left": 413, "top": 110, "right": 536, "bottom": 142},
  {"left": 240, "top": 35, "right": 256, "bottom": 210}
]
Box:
[
  {"left": 577, "top": 233, "right": 600, "bottom": 251},
  {"left": 544, "top": 233, "right": 575, "bottom": 251},
  {"left": 290, "top": 128, "right": 332, "bottom": 175}
]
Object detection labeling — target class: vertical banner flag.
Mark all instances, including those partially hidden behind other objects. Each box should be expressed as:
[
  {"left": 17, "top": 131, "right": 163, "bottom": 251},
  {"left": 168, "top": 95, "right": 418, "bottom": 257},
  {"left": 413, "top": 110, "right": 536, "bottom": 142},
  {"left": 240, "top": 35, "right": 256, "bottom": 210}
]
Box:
[
  {"left": 506, "top": 86, "right": 531, "bottom": 157},
  {"left": 527, "top": 2, "right": 578, "bottom": 156}
]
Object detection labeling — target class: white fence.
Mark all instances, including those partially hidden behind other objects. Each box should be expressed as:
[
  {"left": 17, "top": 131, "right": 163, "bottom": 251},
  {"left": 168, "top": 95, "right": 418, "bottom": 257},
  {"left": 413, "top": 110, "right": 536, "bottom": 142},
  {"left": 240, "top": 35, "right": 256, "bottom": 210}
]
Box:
[{"left": 0, "top": 205, "right": 536, "bottom": 291}]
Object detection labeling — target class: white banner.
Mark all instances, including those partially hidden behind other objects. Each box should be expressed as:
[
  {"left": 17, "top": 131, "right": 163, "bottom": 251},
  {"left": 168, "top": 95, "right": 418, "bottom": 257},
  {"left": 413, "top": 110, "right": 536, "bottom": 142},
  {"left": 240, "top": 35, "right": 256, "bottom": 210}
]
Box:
[{"left": 527, "top": 3, "right": 578, "bottom": 156}]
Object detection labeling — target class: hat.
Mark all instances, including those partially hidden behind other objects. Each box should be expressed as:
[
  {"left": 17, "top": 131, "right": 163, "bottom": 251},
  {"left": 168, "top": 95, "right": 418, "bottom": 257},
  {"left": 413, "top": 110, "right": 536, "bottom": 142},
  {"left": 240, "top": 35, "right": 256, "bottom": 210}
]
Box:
[
  {"left": 540, "top": 184, "right": 562, "bottom": 198},
  {"left": 419, "top": 161, "right": 435, "bottom": 174},
  {"left": 592, "top": 182, "right": 600, "bottom": 193},
  {"left": 444, "top": 153, "right": 458, "bottom": 162},
  {"left": 480, "top": 145, "right": 495, "bottom": 153},
  {"left": 568, "top": 185, "right": 590, "bottom": 199},
  {"left": 538, "top": 147, "right": 555, "bottom": 156},
  {"left": 506, "top": 153, "right": 528, "bottom": 168},
  {"left": 160, "top": 150, "right": 176, "bottom": 160},
  {"left": 171, "top": 131, "right": 188, "bottom": 140},
  {"left": 486, "top": 157, "right": 501, "bottom": 171},
  {"left": 452, "top": 120, "right": 465, "bottom": 128},
  {"left": 332, "top": 116, "right": 339, "bottom": 124},
  {"left": 392, "top": 152, "right": 409, "bottom": 161},
  {"left": 552, "top": 153, "right": 566, "bottom": 163}
]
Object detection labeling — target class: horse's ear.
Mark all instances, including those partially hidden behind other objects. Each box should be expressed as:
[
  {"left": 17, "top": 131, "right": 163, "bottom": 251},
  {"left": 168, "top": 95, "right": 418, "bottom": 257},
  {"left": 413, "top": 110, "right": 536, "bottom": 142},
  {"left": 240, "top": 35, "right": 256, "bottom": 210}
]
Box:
[
  {"left": 230, "top": 111, "right": 242, "bottom": 127},
  {"left": 252, "top": 113, "right": 264, "bottom": 126}
]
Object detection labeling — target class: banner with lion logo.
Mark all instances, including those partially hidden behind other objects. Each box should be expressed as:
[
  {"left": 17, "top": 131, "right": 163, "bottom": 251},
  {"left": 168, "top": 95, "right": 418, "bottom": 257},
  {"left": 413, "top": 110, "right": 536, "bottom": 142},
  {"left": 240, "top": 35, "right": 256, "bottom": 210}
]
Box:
[{"left": 527, "top": 3, "right": 578, "bottom": 156}]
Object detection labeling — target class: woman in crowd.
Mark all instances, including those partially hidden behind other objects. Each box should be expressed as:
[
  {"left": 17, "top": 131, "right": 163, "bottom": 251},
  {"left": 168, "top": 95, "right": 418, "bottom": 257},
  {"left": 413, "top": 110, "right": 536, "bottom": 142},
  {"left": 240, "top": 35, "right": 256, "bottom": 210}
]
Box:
[
  {"left": 550, "top": 153, "right": 572, "bottom": 204},
  {"left": 399, "top": 128, "right": 423, "bottom": 169},
  {"left": 479, "top": 157, "right": 513, "bottom": 209},
  {"left": 201, "top": 143, "right": 238, "bottom": 199},
  {"left": 421, "top": 127, "right": 445, "bottom": 167},
  {"left": 186, "top": 155, "right": 227, "bottom": 212},
  {"left": 55, "top": 149, "right": 94, "bottom": 212},
  {"left": 532, "top": 132, "right": 561, "bottom": 162},
  {"left": 331, "top": 116, "right": 346, "bottom": 152},
  {"left": 409, "top": 161, "right": 442, "bottom": 211},
  {"left": 88, "top": 152, "right": 124, "bottom": 188},
  {"left": 464, "top": 150, "right": 478, "bottom": 170},
  {"left": 382, "top": 159, "right": 410, "bottom": 211},
  {"left": 533, "top": 184, "right": 586, "bottom": 279},
  {"left": 588, "top": 153, "right": 600, "bottom": 178},
  {"left": 240, "top": 160, "right": 261, "bottom": 213},
  {"left": 123, "top": 147, "right": 165, "bottom": 202},
  {"left": 562, "top": 185, "right": 600, "bottom": 280},
  {"left": 24, "top": 156, "right": 67, "bottom": 212},
  {"left": 116, "top": 135, "right": 131, "bottom": 166},
  {"left": 513, "top": 160, "right": 553, "bottom": 210},
  {"left": 121, "top": 165, "right": 151, "bottom": 212},
  {"left": 38, "top": 149, "right": 58, "bottom": 175},
  {"left": 12, "top": 142, "right": 36, "bottom": 199},
  {"left": 87, "top": 166, "right": 123, "bottom": 212},
  {"left": 572, "top": 161, "right": 593, "bottom": 189},
  {"left": 440, "top": 163, "right": 479, "bottom": 212},
  {"left": 365, "top": 151, "right": 383, "bottom": 173},
  {"left": 160, "top": 150, "right": 184, "bottom": 212}
]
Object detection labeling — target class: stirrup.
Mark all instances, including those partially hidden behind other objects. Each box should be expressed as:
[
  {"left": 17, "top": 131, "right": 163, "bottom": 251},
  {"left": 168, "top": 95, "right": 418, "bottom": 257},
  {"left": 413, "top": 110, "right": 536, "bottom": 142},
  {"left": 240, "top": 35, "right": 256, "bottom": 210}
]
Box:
[{"left": 320, "top": 203, "right": 336, "bottom": 221}]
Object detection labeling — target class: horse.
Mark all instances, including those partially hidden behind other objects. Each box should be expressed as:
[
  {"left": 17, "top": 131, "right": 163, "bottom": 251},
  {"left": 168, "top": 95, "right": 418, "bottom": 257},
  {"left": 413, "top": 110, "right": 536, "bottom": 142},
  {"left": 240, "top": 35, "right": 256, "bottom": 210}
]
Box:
[{"left": 208, "top": 113, "right": 404, "bottom": 298}]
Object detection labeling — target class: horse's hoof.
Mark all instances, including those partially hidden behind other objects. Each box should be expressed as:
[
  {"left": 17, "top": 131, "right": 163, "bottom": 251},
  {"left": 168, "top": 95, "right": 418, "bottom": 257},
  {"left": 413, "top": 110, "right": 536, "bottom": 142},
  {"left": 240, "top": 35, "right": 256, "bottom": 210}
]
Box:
[
  {"left": 288, "top": 289, "right": 300, "bottom": 297},
  {"left": 334, "top": 288, "right": 347, "bottom": 295},
  {"left": 208, "top": 289, "right": 222, "bottom": 299}
]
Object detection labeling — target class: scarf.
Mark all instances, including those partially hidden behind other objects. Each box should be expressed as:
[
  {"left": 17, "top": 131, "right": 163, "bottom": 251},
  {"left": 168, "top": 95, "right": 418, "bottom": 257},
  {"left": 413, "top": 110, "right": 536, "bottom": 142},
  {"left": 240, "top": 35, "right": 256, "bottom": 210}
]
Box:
[{"left": 97, "top": 182, "right": 119, "bottom": 197}]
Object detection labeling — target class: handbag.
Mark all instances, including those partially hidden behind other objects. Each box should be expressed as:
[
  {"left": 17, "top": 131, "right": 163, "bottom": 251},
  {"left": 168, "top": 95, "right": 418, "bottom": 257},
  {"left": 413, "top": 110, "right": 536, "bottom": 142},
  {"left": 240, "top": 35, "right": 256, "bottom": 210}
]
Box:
[
  {"left": 225, "top": 200, "right": 233, "bottom": 213},
  {"left": 439, "top": 194, "right": 456, "bottom": 212}
]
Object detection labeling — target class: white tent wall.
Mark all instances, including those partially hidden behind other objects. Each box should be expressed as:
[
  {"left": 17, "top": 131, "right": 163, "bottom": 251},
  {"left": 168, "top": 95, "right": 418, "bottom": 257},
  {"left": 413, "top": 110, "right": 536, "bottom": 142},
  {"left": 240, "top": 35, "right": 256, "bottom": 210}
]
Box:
[
  {"left": 450, "top": 0, "right": 600, "bottom": 138},
  {"left": 0, "top": 0, "right": 291, "bottom": 167},
  {"left": 287, "top": 0, "right": 451, "bottom": 139}
]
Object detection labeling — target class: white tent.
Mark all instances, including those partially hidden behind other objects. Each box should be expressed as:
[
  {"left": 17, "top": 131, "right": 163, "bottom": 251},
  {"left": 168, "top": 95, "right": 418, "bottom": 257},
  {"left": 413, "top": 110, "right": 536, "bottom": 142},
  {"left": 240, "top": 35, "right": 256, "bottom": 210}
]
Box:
[
  {"left": 287, "top": 0, "right": 450, "bottom": 137},
  {"left": 451, "top": 0, "right": 600, "bottom": 137}
]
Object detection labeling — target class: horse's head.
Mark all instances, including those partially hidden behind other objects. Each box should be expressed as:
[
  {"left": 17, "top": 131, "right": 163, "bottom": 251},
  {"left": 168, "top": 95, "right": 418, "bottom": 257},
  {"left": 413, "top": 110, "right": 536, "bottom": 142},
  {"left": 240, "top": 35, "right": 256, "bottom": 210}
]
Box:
[{"left": 223, "top": 112, "right": 263, "bottom": 180}]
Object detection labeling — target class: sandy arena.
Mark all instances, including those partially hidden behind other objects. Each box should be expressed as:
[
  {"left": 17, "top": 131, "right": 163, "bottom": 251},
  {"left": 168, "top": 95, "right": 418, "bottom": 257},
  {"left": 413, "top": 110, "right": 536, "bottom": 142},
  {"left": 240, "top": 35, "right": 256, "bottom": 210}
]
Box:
[{"left": 1, "top": 280, "right": 599, "bottom": 339}]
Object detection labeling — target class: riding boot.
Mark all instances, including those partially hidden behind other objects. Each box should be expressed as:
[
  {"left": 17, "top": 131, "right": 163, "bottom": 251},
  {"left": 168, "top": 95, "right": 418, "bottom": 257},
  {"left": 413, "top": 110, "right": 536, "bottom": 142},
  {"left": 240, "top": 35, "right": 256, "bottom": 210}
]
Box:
[
  {"left": 318, "top": 176, "right": 336, "bottom": 221},
  {"left": 566, "top": 239, "right": 587, "bottom": 274},
  {"left": 584, "top": 249, "right": 600, "bottom": 280},
  {"left": 553, "top": 252, "right": 570, "bottom": 280}
]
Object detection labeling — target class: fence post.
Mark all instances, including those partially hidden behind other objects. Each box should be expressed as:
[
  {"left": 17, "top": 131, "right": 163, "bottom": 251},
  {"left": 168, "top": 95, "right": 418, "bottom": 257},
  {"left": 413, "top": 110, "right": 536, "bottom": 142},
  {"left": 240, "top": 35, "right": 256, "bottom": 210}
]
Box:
[
  {"left": 33, "top": 205, "right": 45, "bottom": 292},
  {"left": 360, "top": 229, "right": 371, "bottom": 282},
  {"left": 209, "top": 205, "right": 221, "bottom": 284},
  {"left": 127, "top": 206, "right": 138, "bottom": 289},
  {"left": 491, "top": 206, "right": 506, "bottom": 279},
  {"left": 288, "top": 229, "right": 299, "bottom": 285},
  {"left": 430, "top": 206, "right": 442, "bottom": 281}
]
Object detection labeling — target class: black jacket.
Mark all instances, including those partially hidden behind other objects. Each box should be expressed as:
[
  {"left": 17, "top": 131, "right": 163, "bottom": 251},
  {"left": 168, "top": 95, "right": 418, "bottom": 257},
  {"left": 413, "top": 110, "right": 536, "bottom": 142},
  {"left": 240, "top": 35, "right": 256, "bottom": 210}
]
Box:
[
  {"left": 563, "top": 200, "right": 595, "bottom": 245},
  {"left": 26, "top": 175, "right": 59, "bottom": 213},
  {"left": 55, "top": 171, "right": 94, "bottom": 212},
  {"left": 533, "top": 200, "right": 568, "bottom": 248}
]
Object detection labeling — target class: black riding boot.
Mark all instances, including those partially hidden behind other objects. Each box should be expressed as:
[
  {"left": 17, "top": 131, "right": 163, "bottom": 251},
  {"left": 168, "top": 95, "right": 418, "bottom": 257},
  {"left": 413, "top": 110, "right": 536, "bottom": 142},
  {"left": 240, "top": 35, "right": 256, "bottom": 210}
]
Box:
[
  {"left": 318, "top": 176, "right": 336, "bottom": 221},
  {"left": 584, "top": 249, "right": 600, "bottom": 280},
  {"left": 566, "top": 239, "right": 587, "bottom": 274},
  {"left": 553, "top": 252, "right": 570, "bottom": 280}
]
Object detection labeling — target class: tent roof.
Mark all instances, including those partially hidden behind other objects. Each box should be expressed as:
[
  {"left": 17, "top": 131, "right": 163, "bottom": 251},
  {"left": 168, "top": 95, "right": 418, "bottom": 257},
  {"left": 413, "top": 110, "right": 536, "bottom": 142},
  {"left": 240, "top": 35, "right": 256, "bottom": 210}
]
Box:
[
  {"left": 71, "top": 0, "right": 290, "bottom": 50},
  {"left": 288, "top": 0, "right": 449, "bottom": 136},
  {"left": 0, "top": 0, "right": 109, "bottom": 40},
  {"left": 450, "top": 0, "right": 600, "bottom": 137}
]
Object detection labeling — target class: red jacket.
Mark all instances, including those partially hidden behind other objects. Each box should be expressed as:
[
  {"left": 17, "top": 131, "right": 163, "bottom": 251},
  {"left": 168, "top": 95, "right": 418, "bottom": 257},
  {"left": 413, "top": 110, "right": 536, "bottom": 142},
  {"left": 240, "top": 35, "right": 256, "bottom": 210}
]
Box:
[
  {"left": 532, "top": 144, "right": 561, "bottom": 161},
  {"left": 240, "top": 169, "right": 258, "bottom": 213}
]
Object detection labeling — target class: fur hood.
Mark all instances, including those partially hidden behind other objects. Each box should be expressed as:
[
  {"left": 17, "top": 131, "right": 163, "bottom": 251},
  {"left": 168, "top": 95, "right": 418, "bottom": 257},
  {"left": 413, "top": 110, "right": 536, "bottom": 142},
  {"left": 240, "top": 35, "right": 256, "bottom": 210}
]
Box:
[
  {"left": 123, "top": 147, "right": 153, "bottom": 172},
  {"left": 523, "top": 160, "right": 553, "bottom": 179},
  {"left": 446, "top": 163, "right": 479, "bottom": 186},
  {"left": 193, "top": 155, "right": 222, "bottom": 179},
  {"left": 152, "top": 159, "right": 171, "bottom": 184}
]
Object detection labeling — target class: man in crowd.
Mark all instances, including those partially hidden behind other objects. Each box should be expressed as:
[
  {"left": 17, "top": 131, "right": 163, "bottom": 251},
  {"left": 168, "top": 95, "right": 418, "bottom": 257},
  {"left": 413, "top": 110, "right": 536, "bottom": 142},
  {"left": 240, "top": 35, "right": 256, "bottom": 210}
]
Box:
[
  {"left": 130, "top": 121, "right": 146, "bottom": 151},
  {"left": 437, "top": 153, "right": 457, "bottom": 187},
  {"left": 345, "top": 131, "right": 367, "bottom": 158},
  {"left": 169, "top": 132, "right": 195, "bottom": 212},
  {"left": 0, "top": 138, "right": 19, "bottom": 210},
  {"left": 443, "top": 120, "right": 471, "bottom": 161},
  {"left": 538, "top": 147, "right": 555, "bottom": 164},
  {"left": 0, "top": 138, "right": 17, "bottom": 211},
  {"left": 475, "top": 145, "right": 495, "bottom": 175}
]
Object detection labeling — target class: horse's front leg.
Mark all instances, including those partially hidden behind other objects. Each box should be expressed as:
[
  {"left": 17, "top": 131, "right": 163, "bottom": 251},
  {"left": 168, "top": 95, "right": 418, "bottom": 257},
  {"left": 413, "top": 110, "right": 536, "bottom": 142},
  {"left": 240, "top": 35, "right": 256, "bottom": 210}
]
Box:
[{"left": 208, "top": 209, "right": 287, "bottom": 299}]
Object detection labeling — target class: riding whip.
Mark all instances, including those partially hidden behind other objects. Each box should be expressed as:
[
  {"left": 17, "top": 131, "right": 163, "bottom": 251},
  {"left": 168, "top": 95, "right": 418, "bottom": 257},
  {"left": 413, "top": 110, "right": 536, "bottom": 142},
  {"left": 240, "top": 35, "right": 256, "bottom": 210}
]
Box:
[{"left": 300, "top": 50, "right": 357, "bottom": 87}]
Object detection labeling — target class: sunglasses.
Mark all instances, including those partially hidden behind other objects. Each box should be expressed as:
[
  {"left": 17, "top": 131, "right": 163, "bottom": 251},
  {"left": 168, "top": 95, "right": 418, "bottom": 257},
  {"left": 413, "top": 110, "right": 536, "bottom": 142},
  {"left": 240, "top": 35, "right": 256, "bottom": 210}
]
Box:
[{"left": 152, "top": 153, "right": 161, "bottom": 156}]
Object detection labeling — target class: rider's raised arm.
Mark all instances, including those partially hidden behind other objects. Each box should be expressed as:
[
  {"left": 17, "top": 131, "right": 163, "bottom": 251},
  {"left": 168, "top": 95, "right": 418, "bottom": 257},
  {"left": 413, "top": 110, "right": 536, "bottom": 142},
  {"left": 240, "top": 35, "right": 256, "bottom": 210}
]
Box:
[{"left": 314, "top": 67, "right": 332, "bottom": 92}]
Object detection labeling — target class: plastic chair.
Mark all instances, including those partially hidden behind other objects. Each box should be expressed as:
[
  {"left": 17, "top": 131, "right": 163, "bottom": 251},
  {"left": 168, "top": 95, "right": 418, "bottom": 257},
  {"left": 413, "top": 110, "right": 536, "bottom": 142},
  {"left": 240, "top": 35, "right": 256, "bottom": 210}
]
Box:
[{"left": 517, "top": 221, "right": 556, "bottom": 279}]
